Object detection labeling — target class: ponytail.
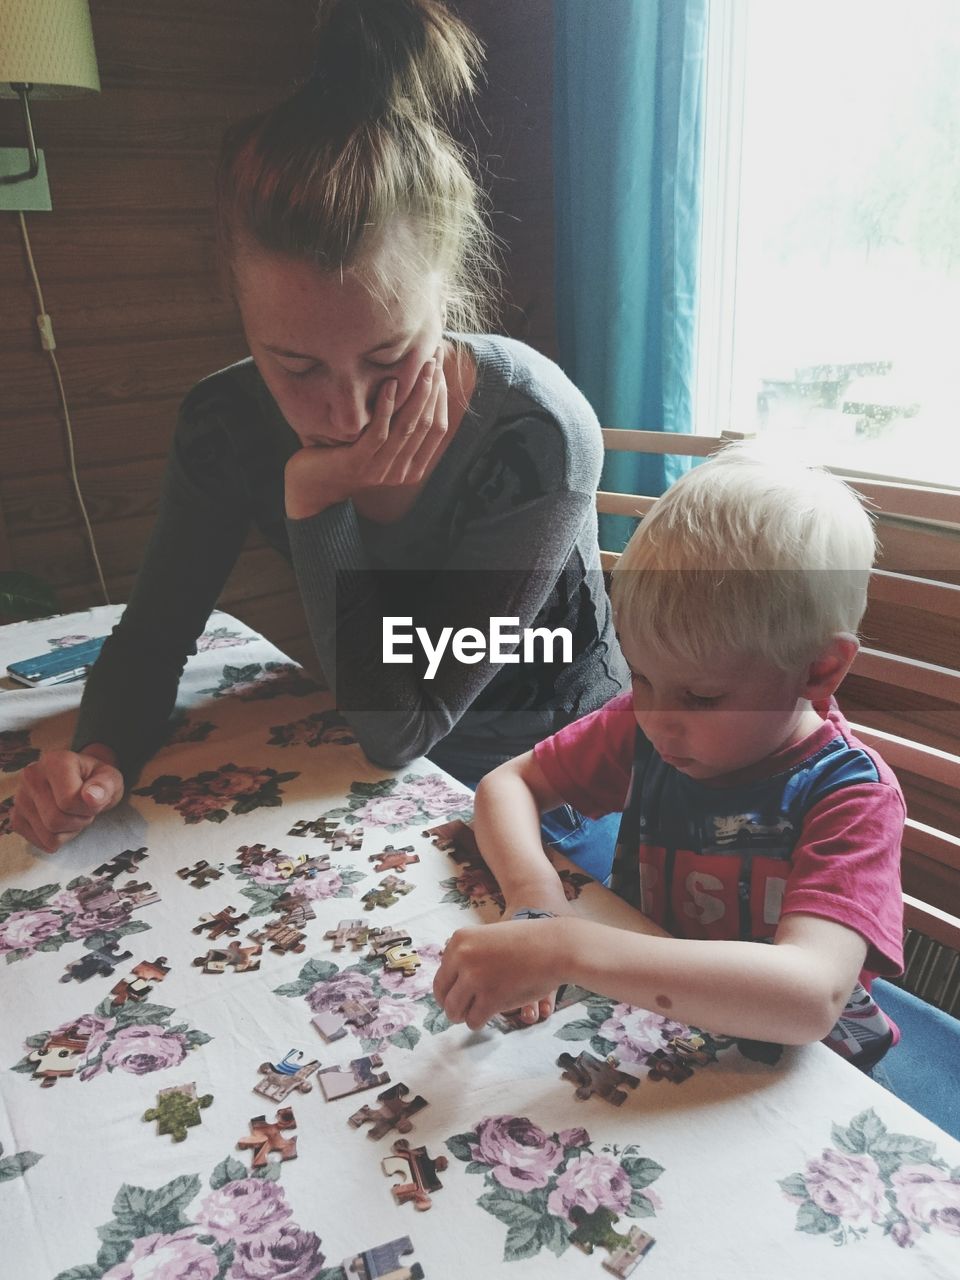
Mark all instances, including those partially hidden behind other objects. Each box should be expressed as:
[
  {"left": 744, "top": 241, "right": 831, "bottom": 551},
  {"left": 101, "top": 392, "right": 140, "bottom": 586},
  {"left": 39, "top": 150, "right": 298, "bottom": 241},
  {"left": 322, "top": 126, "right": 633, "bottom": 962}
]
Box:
[{"left": 216, "top": 0, "right": 497, "bottom": 332}]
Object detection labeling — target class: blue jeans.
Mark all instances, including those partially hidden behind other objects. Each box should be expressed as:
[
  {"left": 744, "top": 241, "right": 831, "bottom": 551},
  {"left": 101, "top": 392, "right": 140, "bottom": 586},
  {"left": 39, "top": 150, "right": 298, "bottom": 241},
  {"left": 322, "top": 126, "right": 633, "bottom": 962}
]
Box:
[{"left": 538, "top": 804, "right": 620, "bottom": 884}]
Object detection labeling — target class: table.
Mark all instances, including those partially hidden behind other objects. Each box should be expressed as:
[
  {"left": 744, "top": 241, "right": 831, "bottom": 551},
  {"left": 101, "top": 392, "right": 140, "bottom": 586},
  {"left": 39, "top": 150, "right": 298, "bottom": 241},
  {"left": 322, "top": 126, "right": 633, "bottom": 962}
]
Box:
[{"left": 1, "top": 606, "right": 958, "bottom": 1280}]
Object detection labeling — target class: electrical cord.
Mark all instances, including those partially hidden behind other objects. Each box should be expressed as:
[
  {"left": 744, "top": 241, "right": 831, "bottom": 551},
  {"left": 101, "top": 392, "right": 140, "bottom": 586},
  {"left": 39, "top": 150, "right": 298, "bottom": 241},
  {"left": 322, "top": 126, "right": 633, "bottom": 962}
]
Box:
[{"left": 17, "top": 211, "right": 111, "bottom": 606}]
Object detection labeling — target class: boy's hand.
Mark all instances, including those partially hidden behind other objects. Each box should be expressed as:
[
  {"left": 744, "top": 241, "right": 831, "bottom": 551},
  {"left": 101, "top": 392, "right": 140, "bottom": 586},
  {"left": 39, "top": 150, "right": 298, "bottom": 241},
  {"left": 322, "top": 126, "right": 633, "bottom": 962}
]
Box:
[
  {"left": 434, "top": 918, "right": 566, "bottom": 1031},
  {"left": 12, "top": 747, "right": 124, "bottom": 853}
]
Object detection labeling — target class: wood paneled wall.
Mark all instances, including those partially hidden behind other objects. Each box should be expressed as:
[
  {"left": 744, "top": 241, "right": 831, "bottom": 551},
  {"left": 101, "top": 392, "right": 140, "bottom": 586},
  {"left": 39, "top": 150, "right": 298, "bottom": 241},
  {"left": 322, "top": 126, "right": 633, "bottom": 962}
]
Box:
[{"left": 0, "top": 0, "right": 557, "bottom": 673}]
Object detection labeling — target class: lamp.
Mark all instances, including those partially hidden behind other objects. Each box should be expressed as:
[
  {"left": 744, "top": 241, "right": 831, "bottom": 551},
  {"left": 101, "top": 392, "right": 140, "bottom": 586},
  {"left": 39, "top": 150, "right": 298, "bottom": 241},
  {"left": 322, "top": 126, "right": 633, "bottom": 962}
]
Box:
[{"left": 0, "top": 0, "right": 100, "bottom": 210}]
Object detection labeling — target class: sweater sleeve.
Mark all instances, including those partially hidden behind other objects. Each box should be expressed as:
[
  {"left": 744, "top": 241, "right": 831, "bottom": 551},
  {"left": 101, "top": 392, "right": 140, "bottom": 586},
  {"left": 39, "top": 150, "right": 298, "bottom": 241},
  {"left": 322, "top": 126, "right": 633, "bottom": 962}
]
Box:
[
  {"left": 286, "top": 414, "right": 600, "bottom": 769},
  {"left": 71, "top": 387, "right": 253, "bottom": 785}
]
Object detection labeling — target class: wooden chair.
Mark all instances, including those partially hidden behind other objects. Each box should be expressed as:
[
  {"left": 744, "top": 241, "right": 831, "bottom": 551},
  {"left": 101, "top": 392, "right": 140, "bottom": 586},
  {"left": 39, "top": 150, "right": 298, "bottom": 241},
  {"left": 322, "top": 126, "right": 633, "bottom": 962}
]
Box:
[{"left": 597, "top": 428, "right": 960, "bottom": 1020}]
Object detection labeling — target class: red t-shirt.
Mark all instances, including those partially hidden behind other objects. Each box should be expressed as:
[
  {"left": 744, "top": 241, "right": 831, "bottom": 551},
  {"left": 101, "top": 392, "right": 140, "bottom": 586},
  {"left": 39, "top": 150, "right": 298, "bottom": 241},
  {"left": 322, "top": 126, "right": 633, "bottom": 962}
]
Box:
[{"left": 535, "top": 694, "right": 906, "bottom": 1064}]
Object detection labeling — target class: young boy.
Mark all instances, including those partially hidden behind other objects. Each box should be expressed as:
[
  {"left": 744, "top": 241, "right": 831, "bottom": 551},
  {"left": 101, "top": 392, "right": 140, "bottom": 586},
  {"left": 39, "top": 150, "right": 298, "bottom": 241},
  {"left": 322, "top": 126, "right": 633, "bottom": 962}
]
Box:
[{"left": 433, "top": 445, "right": 905, "bottom": 1069}]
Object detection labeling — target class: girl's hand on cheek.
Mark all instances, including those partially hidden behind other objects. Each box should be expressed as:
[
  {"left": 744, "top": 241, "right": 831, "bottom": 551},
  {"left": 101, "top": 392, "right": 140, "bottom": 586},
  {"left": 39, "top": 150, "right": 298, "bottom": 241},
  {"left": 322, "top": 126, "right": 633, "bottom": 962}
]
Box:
[{"left": 284, "top": 346, "right": 448, "bottom": 519}]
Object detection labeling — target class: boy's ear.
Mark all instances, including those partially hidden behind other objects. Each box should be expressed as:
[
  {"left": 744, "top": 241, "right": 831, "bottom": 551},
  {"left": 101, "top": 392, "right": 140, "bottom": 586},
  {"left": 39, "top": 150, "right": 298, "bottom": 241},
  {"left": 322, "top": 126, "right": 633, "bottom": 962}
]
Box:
[{"left": 803, "top": 634, "right": 860, "bottom": 701}]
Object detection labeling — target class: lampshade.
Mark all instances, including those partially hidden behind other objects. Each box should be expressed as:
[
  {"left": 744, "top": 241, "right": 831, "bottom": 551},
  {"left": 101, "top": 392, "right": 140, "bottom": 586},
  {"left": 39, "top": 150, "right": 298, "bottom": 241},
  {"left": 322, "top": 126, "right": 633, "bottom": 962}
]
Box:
[{"left": 0, "top": 0, "right": 100, "bottom": 99}]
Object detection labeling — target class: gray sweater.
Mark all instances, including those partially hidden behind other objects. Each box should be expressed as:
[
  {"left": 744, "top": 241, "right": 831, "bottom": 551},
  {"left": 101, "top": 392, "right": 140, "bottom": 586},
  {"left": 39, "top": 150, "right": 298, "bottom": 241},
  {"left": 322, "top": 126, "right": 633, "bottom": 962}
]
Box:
[{"left": 73, "top": 334, "right": 627, "bottom": 784}]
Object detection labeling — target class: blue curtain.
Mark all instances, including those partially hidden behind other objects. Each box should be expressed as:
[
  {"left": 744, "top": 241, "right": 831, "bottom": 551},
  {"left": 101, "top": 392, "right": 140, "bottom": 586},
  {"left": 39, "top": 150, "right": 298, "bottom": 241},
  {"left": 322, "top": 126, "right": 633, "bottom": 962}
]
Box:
[{"left": 554, "top": 0, "right": 708, "bottom": 550}]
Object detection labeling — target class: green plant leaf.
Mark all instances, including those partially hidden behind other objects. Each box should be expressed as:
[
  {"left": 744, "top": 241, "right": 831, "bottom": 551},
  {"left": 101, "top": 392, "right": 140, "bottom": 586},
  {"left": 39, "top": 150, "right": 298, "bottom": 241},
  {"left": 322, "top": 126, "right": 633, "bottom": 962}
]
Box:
[
  {"left": 620, "top": 1155, "right": 664, "bottom": 1190},
  {"left": 554, "top": 1019, "right": 597, "bottom": 1041},
  {"left": 209, "top": 1156, "right": 248, "bottom": 1190},
  {"left": 388, "top": 1026, "right": 420, "bottom": 1051},
  {"left": 445, "top": 1131, "right": 478, "bottom": 1162},
  {"left": 52, "top": 1267, "right": 103, "bottom": 1280},
  {"left": 778, "top": 1173, "right": 809, "bottom": 1200},
  {"left": 0, "top": 1150, "right": 42, "bottom": 1180},
  {"left": 0, "top": 884, "right": 60, "bottom": 916},
  {"left": 795, "top": 1201, "right": 840, "bottom": 1235},
  {"left": 105, "top": 1174, "right": 201, "bottom": 1239}
]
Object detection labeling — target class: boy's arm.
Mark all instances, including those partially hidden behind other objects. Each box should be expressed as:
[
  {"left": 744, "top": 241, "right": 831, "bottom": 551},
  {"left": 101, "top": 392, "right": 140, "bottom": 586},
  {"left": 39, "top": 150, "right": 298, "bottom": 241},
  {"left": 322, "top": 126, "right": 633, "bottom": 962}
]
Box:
[
  {"left": 472, "top": 752, "right": 572, "bottom": 917},
  {"left": 435, "top": 911, "right": 868, "bottom": 1039}
]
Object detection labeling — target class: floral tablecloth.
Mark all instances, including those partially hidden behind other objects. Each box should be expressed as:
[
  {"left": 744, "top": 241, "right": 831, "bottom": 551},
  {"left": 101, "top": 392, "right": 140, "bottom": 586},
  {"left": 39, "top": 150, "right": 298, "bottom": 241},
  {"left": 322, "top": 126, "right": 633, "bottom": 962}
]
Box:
[{"left": 1, "top": 606, "right": 958, "bottom": 1280}]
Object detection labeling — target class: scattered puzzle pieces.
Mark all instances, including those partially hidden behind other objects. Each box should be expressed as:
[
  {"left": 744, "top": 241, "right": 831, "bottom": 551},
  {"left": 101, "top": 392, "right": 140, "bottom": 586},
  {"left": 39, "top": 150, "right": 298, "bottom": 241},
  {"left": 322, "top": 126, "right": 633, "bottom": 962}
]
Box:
[
  {"left": 117, "top": 879, "right": 160, "bottom": 909},
  {"left": 423, "top": 819, "right": 480, "bottom": 862},
  {"left": 177, "top": 859, "right": 224, "bottom": 888},
  {"left": 382, "top": 945, "right": 420, "bottom": 977},
  {"left": 569, "top": 1206, "right": 655, "bottom": 1275},
  {"left": 193, "top": 940, "right": 262, "bottom": 974},
  {"left": 110, "top": 956, "right": 170, "bottom": 1005},
  {"left": 343, "top": 1235, "right": 424, "bottom": 1280},
  {"left": 365, "top": 928, "right": 413, "bottom": 958},
  {"left": 312, "top": 997, "right": 379, "bottom": 1042},
  {"left": 60, "top": 941, "right": 133, "bottom": 984},
  {"left": 254, "top": 1051, "right": 320, "bottom": 1102},
  {"left": 236, "top": 843, "right": 281, "bottom": 869},
  {"left": 289, "top": 816, "right": 364, "bottom": 851},
  {"left": 490, "top": 983, "right": 594, "bottom": 1032},
  {"left": 28, "top": 1026, "right": 90, "bottom": 1087},
  {"left": 193, "top": 906, "right": 249, "bottom": 940},
  {"left": 325, "top": 919, "right": 373, "bottom": 951},
  {"left": 381, "top": 1139, "right": 448, "bottom": 1211},
  {"left": 144, "top": 1083, "right": 213, "bottom": 1142},
  {"left": 361, "top": 876, "right": 412, "bottom": 911},
  {"left": 349, "top": 1083, "right": 428, "bottom": 1140},
  {"left": 557, "top": 1051, "right": 640, "bottom": 1106},
  {"left": 237, "top": 1107, "right": 298, "bottom": 1167},
  {"left": 369, "top": 844, "right": 420, "bottom": 874},
  {"left": 92, "top": 847, "right": 148, "bottom": 880},
  {"left": 74, "top": 878, "right": 123, "bottom": 915},
  {"left": 248, "top": 919, "right": 307, "bottom": 955},
  {"left": 318, "top": 1054, "right": 390, "bottom": 1101},
  {"left": 273, "top": 894, "right": 316, "bottom": 929}
]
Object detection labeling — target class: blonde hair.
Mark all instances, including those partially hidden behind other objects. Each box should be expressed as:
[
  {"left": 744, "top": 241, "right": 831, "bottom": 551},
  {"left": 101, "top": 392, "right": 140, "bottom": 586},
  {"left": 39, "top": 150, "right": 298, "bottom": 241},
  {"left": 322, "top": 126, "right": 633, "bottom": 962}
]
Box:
[
  {"left": 610, "top": 443, "right": 877, "bottom": 673},
  {"left": 215, "top": 0, "right": 498, "bottom": 330}
]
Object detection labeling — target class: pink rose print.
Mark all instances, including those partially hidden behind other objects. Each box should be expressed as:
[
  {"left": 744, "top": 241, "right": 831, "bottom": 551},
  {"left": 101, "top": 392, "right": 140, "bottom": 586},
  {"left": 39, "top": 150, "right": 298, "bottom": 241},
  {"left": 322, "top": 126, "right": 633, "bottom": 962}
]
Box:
[
  {"left": 470, "top": 1116, "right": 565, "bottom": 1192},
  {"left": 65, "top": 905, "right": 130, "bottom": 939},
  {"left": 599, "top": 1004, "right": 686, "bottom": 1067},
  {"left": 455, "top": 865, "right": 501, "bottom": 904},
  {"left": 353, "top": 796, "right": 421, "bottom": 827},
  {"left": 229, "top": 1224, "right": 326, "bottom": 1280},
  {"left": 891, "top": 1164, "right": 960, "bottom": 1236},
  {"left": 362, "top": 998, "right": 418, "bottom": 1043},
  {"left": 558, "top": 1127, "right": 591, "bottom": 1149},
  {"left": 196, "top": 1178, "right": 292, "bottom": 1243},
  {"left": 307, "top": 971, "right": 377, "bottom": 1017},
  {"left": 97, "top": 1025, "right": 188, "bottom": 1076},
  {"left": 803, "top": 1149, "right": 887, "bottom": 1226},
  {"left": 197, "top": 627, "right": 247, "bottom": 651},
  {"left": 58, "top": 1012, "right": 116, "bottom": 1062},
  {"left": 49, "top": 633, "right": 91, "bottom": 650},
  {"left": 100, "top": 1229, "right": 219, "bottom": 1280},
  {"left": 0, "top": 909, "right": 61, "bottom": 955},
  {"left": 378, "top": 942, "right": 443, "bottom": 999},
  {"left": 205, "top": 766, "right": 271, "bottom": 799},
  {"left": 394, "top": 774, "right": 470, "bottom": 816},
  {"left": 547, "top": 1151, "right": 633, "bottom": 1223},
  {"left": 288, "top": 869, "right": 344, "bottom": 902}
]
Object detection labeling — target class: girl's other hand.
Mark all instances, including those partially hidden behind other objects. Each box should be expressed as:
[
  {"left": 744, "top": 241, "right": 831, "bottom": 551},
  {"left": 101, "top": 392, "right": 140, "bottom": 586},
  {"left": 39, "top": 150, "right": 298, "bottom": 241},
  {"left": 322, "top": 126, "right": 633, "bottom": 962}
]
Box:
[{"left": 11, "top": 746, "right": 124, "bottom": 853}]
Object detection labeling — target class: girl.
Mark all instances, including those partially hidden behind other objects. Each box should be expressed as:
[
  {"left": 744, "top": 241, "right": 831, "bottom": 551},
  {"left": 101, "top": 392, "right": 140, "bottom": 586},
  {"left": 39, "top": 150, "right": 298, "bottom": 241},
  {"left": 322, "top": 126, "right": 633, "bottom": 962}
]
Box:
[{"left": 13, "top": 0, "right": 627, "bottom": 876}]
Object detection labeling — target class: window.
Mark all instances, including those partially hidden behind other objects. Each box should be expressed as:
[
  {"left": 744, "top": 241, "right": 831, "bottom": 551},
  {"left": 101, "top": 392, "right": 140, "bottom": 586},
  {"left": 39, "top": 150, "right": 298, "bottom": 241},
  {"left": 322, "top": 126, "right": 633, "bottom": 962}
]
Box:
[{"left": 696, "top": 0, "right": 960, "bottom": 486}]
